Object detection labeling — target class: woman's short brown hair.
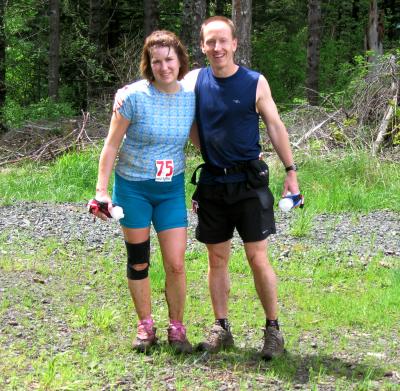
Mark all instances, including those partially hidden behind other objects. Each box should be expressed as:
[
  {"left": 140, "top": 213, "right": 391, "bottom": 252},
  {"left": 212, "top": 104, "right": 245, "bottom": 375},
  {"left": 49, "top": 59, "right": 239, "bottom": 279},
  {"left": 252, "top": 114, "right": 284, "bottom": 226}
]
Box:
[{"left": 140, "top": 30, "right": 189, "bottom": 82}]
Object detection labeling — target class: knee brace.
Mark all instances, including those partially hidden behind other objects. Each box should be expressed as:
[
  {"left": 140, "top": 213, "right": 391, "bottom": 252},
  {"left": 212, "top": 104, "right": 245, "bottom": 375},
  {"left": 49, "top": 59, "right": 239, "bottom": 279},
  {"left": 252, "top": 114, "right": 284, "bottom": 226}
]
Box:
[{"left": 125, "top": 239, "right": 150, "bottom": 280}]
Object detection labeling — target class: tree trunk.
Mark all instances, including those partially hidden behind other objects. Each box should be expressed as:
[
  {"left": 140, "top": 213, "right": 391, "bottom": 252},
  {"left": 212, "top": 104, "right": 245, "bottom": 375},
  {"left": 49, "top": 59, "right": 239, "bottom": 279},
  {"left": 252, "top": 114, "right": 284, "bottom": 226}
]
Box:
[
  {"left": 144, "top": 0, "right": 159, "bottom": 37},
  {"left": 48, "top": 0, "right": 60, "bottom": 101},
  {"left": 215, "top": 0, "right": 225, "bottom": 15},
  {"left": 352, "top": 0, "right": 360, "bottom": 22},
  {"left": 383, "top": 0, "right": 399, "bottom": 40},
  {"left": 182, "top": 1, "right": 191, "bottom": 54},
  {"left": 232, "top": 0, "right": 252, "bottom": 68},
  {"left": 306, "top": 0, "right": 321, "bottom": 106},
  {"left": 366, "top": 0, "right": 383, "bottom": 63},
  {"left": 0, "top": 0, "right": 6, "bottom": 132},
  {"left": 182, "top": 0, "right": 206, "bottom": 67},
  {"left": 88, "top": 0, "right": 108, "bottom": 104}
]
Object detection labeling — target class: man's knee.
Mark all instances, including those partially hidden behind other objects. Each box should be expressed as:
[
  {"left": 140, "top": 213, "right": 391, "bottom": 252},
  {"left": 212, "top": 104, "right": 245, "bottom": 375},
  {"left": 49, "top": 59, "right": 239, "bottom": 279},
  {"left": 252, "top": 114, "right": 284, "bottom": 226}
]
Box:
[
  {"left": 245, "top": 241, "right": 268, "bottom": 263},
  {"left": 247, "top": 254, "right": 267, "bottom": 269},
  {"left": 125, "top": 239, "right": 150, "bottom": 280},
  {"left": 208, "top": 253, "right": 229, "bottom": 270},
  {"left": 207, "top": 242, "right": 230, "bottom": 268}
]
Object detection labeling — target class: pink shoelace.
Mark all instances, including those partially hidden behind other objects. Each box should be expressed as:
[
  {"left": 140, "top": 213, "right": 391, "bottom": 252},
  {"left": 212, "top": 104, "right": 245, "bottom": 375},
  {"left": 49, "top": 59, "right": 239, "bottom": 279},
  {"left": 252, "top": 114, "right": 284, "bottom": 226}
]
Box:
[
  {"left": 168, "top": 320, "right": 187, "bottom": 342},
  {"left": 137, "top": 317, "right": 155, "bottom": 340}
]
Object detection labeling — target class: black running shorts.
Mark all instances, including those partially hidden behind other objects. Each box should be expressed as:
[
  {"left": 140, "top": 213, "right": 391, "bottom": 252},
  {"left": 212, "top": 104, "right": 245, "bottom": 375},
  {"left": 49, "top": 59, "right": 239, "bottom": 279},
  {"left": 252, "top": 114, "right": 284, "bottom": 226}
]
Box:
[{"left": 193, "top": 182, "right": 276, "bottom": 244}]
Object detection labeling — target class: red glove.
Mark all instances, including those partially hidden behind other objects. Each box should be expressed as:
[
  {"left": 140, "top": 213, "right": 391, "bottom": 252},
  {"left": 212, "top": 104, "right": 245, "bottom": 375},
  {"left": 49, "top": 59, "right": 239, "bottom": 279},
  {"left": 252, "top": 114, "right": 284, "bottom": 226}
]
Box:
[{"left": 87, "top": 199, "right": 112, "bottom": 218}]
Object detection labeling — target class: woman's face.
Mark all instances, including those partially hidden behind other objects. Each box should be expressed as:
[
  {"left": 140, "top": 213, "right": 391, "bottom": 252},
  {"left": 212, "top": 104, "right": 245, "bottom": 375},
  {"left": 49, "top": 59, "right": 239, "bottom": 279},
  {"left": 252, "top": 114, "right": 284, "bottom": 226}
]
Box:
[{"left": 150, "top": 46, "right": 180, "bottom": 90}]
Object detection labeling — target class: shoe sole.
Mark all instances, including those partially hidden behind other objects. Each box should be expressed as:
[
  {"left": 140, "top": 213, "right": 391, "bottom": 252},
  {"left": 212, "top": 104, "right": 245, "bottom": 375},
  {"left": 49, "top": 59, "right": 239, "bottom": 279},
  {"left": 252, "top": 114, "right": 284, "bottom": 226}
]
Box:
[
  {"left": 170, "top": 345, "right": 193, "bottom": 354},
  {"left": 132, "top": 339, "right": 158, "bottom": 353},
  {"left": 195, "top": 340, "right": 235, "bottom": 353},
  {"left": 261, "top": 348, "right": 286, "bottom": 361}
]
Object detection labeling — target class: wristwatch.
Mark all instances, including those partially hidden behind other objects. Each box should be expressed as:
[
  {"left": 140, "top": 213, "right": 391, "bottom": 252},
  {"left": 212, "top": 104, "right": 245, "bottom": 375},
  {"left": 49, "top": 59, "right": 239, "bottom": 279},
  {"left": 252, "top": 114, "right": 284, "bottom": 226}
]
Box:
[{"left": 285, "top": 163, "right": 298, "bottom": 172}]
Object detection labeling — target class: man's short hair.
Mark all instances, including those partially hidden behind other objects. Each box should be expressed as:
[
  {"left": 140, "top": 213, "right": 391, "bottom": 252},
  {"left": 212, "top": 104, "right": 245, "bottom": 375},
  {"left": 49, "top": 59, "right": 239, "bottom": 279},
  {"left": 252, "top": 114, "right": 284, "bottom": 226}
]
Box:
[{"left": 200, "top": 16, "right": 236, "bottom": 42}]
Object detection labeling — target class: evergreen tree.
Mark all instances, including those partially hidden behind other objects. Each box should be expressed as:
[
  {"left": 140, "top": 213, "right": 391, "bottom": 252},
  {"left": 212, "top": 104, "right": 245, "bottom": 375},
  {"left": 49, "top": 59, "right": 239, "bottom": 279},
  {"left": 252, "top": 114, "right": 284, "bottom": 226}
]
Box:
[
  {"left": 48, "top": 0, "right": 60, "bottom": 101},
  {"left": 366, "top": 0, "right": 384, "bottom": 63},
  {"left": 144, "top": 0, "right": 159, "bottom": 37},
  {"left": 182, "top": 0, "right": 206, "bottom": 67},
  {"left": 232, "top": 0, "right": 252, "bottom": 67},
  {"left": 306, "top": 0, "right": 321, "bottom": 106},
  {"left": 0, "top": 0, "right": 6, "bottom": 131}
]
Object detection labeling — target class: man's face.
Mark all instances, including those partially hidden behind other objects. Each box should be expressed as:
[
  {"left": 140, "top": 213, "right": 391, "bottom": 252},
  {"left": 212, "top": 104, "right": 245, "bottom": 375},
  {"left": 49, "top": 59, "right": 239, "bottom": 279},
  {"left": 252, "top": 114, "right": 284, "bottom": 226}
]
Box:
[{"left": 201, "top": 21, "right": 237, "bottom": 71}]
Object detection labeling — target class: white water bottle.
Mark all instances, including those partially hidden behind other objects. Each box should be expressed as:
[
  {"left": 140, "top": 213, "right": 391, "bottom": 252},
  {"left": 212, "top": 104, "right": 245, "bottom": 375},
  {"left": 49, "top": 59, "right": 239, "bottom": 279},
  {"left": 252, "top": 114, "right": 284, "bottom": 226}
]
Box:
[
  {"left": 278, "top": 192, "right": 303, "bottom": 212},
  {"left": 278, "top": 191, "right": 294, "bottom": 212},
  {"left": 278, "top": 196, "right": 294, "bottom": 212},
  {"left": 93, "top": 195, "right": 125, "bottom": 221},
  {"left": 110, "top": 206, "right": 124, "bottom": 220}
]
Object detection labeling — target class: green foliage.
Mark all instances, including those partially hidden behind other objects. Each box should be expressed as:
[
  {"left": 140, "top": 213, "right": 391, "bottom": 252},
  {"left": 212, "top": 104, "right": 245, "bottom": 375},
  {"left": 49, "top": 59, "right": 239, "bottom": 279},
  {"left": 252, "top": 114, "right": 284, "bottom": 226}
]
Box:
[
  {"left": 158, "top": 0, "right": 182, "bottom": 33},
  {"left": 5, "top": 0, "right": 48, "bottom": 105},
  {"left": 2, "top": 0, "right": 400, "bottom": 120},
  {"left": 319, "top": 39, "right": 357, "bottom": 96},
  {"left": 1, "top": 149, "right": 399, "bottom": 214},
  {"left": 270, "top": 150, "right": 400, "bottom": 213},
  {"left": 252, "top": 24, "right": 307, "bottom": 104},
  {"left": 4, "top": 98, "right": 75, "bottom": 128}
]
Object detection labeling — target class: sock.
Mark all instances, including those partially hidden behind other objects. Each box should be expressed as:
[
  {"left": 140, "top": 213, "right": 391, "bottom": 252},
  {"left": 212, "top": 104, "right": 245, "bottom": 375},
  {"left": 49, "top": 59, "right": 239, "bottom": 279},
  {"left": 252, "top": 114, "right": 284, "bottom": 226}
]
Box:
[
  {"left": 169, "top": 319, "right": 184, "bottom": 328},
  {"left": 138, "top": 316, "right": 153, "bottom": 325},
  {"left": 266, "top": 319, "right": 280, "bottom": 330},
  {"left": 215, "top": 318, "right": 231, "bottom": 332}
]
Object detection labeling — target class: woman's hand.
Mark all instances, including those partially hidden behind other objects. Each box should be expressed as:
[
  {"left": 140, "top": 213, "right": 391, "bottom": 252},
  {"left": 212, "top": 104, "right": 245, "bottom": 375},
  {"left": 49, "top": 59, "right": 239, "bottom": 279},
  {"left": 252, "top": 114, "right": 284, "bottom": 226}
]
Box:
[{"left": 90, "top": 192, "right": 113, "bottom": 221}]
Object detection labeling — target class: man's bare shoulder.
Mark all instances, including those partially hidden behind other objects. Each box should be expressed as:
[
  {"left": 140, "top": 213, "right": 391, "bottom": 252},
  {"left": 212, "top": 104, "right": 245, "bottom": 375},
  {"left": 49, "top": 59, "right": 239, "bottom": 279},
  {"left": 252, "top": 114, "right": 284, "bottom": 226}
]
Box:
[
  {"left": 256, "top": 74, "right": 273, "bottom": 100},
  {"left": 256, "top": 74, "right": 270, "bottom": 89}
]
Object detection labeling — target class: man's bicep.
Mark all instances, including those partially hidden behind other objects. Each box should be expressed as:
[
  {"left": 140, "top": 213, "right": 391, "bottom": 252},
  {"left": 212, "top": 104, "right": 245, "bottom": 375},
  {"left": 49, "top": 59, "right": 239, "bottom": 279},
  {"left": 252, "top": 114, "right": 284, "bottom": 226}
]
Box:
[{"left": 256, "top": 77, "right": 281, "bottom": 128}]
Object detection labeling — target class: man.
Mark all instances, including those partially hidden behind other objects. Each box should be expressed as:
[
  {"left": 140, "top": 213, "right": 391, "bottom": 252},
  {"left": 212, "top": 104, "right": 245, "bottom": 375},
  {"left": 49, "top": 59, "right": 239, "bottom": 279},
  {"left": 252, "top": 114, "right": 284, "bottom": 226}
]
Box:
[{"left": 189, "top": 16, "right": 300, "bottom": 360}]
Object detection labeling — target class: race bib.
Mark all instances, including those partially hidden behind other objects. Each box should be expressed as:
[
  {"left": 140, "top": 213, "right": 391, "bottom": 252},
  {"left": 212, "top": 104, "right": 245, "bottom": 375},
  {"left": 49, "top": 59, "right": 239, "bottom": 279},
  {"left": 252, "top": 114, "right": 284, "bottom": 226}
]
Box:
[{"left": 155, "top": 159, "right": 174, "bottom": 182}]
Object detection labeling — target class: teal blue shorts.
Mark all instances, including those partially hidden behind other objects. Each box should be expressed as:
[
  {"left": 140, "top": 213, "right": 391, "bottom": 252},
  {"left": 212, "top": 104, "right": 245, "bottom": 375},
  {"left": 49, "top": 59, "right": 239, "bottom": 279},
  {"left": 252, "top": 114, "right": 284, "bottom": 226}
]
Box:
[{"left": 112, "top": 173, "right": 187, "bottom": 232}]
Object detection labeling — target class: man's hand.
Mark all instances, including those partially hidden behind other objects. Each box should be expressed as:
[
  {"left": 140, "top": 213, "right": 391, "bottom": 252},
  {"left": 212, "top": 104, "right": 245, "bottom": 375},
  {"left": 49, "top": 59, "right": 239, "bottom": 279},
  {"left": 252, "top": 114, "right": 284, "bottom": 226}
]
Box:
[
  {"left": 112, "top": 86, "right": 129, "bottom": 112},
  {"left": 282, "top": 171, "right": 300, "bottom": 197}
]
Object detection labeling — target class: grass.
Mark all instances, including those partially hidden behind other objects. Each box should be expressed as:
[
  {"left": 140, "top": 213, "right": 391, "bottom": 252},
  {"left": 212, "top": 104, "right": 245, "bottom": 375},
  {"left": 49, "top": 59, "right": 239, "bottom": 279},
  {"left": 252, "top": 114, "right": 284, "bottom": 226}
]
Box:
[
  {"left": 0, "top": 148, "right": 399, "bottom": 389},
  {"left": 0, "top": 234, "right": 399, "bottom": 390},
  {"left": 0, "top": 147, "right": 101, "bottom": 204},
  {"left": 0, "top": 147, "right": 399, "bottom": 213}
]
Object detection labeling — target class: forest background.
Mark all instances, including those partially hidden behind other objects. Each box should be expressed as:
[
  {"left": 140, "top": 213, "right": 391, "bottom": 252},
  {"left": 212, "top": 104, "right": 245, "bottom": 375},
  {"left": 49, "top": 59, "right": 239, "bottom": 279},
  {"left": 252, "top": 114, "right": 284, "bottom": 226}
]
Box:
[
  {"left": 0, "top": 2, "right": 400, "bottom": 389},
  {"left": 0, "top": 0, "right": 399, "bottom": 147}
]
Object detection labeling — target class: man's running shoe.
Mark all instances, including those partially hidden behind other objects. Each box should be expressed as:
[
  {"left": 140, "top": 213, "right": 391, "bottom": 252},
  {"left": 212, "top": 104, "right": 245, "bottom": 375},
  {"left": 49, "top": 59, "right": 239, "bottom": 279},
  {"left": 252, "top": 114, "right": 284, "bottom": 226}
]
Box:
[
  {"left": 196, "top": 323, "right": 234, "bottom": 353},
  {"left": 261, "top": 326, "right": 284, "bottom": 360}
]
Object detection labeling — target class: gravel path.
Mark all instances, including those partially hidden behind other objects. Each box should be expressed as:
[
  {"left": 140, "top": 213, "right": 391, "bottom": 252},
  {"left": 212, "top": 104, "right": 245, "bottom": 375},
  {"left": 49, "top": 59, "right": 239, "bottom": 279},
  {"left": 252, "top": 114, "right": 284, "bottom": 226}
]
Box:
[
  {"left": 0, "top": 203, "right": 399, "bottom": 390},
  {"left": 0, "top": 202, "right": 399, "bottom": 258}
]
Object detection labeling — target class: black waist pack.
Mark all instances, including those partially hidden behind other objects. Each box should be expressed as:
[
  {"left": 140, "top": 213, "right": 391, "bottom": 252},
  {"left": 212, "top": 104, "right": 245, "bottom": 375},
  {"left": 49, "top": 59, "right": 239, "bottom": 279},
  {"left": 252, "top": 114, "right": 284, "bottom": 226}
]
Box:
[{"left": 246, "top": 159, "right": 269, "bottom": 188}]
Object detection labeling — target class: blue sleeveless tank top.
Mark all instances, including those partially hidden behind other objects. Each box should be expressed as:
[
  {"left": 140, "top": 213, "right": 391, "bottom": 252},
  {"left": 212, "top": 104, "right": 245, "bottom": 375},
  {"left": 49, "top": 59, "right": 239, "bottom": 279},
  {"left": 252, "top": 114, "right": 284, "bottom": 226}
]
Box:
[{"left": 195, "top": 66, "right": 261, "bottom": 169}]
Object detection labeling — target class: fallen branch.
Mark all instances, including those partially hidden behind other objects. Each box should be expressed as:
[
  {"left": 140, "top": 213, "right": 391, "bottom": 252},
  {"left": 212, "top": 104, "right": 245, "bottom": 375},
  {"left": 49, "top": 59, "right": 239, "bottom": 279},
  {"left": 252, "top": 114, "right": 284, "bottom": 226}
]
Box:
[
  {"left": 372, "top": 97, "right": 397, "bottom": 155},
  {"left": 372, "top": 56, "right": 398, "bottom": 155},
  {"left": 293, "top": 109, "right": 341, "bottom": 148},
  {"left": 0, "top": 112, "right": 107, "bottom": 166}
]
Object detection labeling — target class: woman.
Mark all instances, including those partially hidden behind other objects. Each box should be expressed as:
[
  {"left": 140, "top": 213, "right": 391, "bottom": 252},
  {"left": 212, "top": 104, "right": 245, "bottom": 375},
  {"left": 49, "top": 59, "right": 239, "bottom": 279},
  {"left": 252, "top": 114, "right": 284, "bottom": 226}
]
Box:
[{"left": 93, "top": 30, "right": 198, "bottom": 353}]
